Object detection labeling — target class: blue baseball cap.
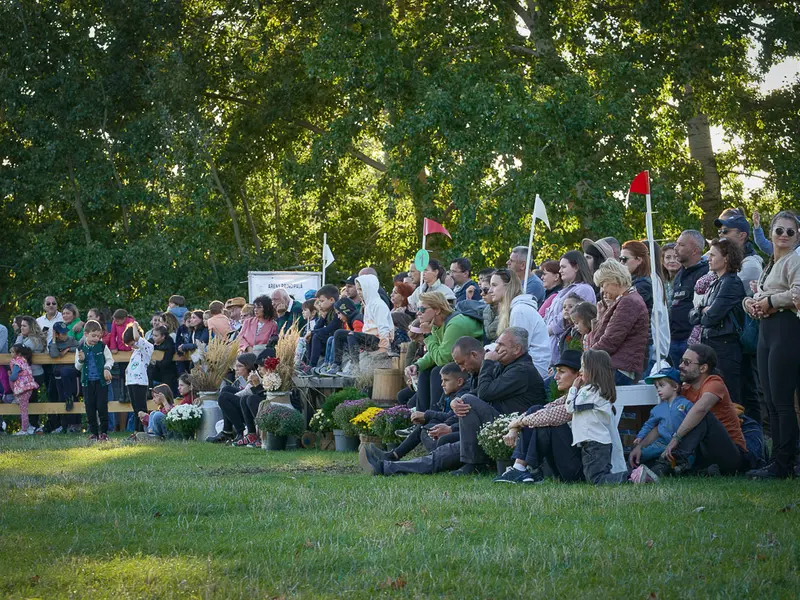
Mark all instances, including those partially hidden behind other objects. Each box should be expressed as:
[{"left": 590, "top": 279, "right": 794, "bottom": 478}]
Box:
[
  {"left": 304, "top": 289, "right": 317, "bottom": 300},
  {"left": 645, "top": 366, "right": 681, "bottom": 385},
  {"left": 714, "top": 213, "right": 750, "bottom": 235},
  {"left": 53, "top": 322, "right": 68, "bottom": 334}
]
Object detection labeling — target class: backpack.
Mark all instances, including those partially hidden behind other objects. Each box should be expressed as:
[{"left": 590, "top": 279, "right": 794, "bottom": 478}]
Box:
[{"left": 739, "top": 414, "right": 766, "bottom": 468}]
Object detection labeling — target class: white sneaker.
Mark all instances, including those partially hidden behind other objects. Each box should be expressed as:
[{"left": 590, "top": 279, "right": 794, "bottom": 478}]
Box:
[
  {"left": 53, "top": 426, "right": 64, "bottom": 434},
  {"left": 27, "top": 426, "right": 36, "bottom": 435},
  {"left": 13, "top": 429, "right": 30, "bottom": 436}
]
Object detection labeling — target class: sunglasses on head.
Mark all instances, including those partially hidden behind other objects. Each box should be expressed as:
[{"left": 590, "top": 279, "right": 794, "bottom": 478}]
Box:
[{"left": 775, "top": 227, "right": 796, "bottom": 238}]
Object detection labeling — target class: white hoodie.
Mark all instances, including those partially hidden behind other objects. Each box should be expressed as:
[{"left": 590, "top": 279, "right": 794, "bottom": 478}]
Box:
[
  {"left": 408, "top": 279, "right": 456, "bottom": 312},
  {"left": 356, "top": 274, "right": 394, "bottom": 351},
  {"left": 509, "top": 294, "right": 550, "bottom": 378}
]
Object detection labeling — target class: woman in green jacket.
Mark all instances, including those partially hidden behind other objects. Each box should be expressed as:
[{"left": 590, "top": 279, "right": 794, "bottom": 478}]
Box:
[{"left": 403, "top": 291, "right": 483, "bottom": 412}]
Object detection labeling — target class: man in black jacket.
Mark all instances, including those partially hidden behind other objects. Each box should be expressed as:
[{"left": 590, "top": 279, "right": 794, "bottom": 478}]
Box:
[
  {"left": 450, "top": 327, "right": 546, "bottom": 475},
  {"left": 669, "top": 230, "right": 709, "bottom": 367}
]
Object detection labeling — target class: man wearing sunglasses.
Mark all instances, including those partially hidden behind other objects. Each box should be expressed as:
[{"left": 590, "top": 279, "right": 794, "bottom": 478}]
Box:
[
  {"left": 714, "top": 209, "right": 763, "bottom": 296},
  {"left": 36, "top": 296, "right": 63, "bottom": 345}
]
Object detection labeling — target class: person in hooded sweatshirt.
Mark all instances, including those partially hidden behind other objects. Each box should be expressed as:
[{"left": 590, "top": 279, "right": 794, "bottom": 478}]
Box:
[
  {"left": 488, "top": 269, "right": 550, "bottom": 378},
  {"left": 335, "top": 274, "right": 394, "bottom": 376}
]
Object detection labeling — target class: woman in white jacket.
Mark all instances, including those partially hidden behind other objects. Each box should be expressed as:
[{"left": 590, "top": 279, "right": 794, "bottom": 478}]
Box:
[
  {"left": 408, "top": 259, "right": 456, "bottom": 312},
  {"left": 489, "top": 269, "right": 550, "bottom": 378}
]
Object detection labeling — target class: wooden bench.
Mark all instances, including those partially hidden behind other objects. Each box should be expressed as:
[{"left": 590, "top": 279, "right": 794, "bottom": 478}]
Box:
[
  {"left": 0, "top": 401, "right": 158, "bottom": 415},
  {"left": 0, "top": 350, "right": 196, "bottom": 365}
]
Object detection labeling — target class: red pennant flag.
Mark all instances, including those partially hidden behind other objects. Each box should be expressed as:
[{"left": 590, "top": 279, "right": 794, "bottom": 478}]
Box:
[
  {"left": 629, "top": 170, "right": 650, "bottom": 195},
  {"left": 423, "top": 218, "right": 452, "bottom": 239}
]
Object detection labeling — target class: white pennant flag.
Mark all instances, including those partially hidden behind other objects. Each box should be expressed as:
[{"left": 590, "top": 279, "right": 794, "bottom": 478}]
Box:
[
  {"left": 532, "top": 194, "right": 550, "bottom": 230},
  {"left": 322, "top": 243, "right": 335, "bottom": 268}
]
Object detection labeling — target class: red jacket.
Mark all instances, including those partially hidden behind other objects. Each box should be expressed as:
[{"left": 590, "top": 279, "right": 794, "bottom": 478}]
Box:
[
  {"left": 109, "top": 316, "right": 134, "bottom": 352},
  {"left": 589, "top": 288, "right": 649, "bottom": 376}
]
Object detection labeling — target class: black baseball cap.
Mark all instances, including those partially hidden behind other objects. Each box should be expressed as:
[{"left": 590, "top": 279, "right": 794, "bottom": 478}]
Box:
[{"left": 342, "top": 275, "right": 357, "bottom": 286}]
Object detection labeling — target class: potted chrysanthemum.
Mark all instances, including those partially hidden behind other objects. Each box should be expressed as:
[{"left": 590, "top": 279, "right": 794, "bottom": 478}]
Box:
[
  {"left": 165, "top": 404, "right": 204, "bottom": 440},
  {"left": 370, "top": 405, "right": 412, "bottom": 450},
  {"left": 477, "top": 413, "right": 521, "bottom": 475},
  {"left": 257, "top": 403, "right": 305, "bottom": 450},
  {"left": 332, "top": 398, "right": 375, "bottom": 452}
]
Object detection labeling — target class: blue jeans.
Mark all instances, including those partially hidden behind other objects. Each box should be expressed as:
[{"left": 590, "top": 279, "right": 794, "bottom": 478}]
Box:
[
  {"left": 324, "top": 335, "right": 336, "bottom": 364},
  {"left": 148, "top": 411, "right": 168, "bottom": 437},
  {"left": 669, "top": 339, "right": 688, "bottom": 369}
]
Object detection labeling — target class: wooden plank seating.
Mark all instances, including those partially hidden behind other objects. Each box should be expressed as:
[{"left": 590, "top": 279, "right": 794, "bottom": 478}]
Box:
[{"left": 0, "top": 400, "right": 158, "bottom": 415}]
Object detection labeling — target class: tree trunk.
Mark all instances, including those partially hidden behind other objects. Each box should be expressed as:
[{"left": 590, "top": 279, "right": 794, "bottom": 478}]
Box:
[
  {"left": 209, "top": 156, "right": 247, "bottom": 257},
  {"left": 101, "top": 103, "right": 130, "bottom": 234},
  {"left": 65, "top": 158, "right": 92, "bottom": 244},
  {"left": 237, "top": 180, "right": 262, "bottom": 254},
  {"left": 272, "top": 169, "right": 281, "bottom": 246},
  {"left": 687, "top": 112, "right": 721, "bottom": 237}
]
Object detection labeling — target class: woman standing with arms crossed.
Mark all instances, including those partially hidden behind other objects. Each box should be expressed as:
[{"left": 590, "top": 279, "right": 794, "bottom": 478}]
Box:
[{"left": 745, "top": 211, "right": 800, "bottom": 479}]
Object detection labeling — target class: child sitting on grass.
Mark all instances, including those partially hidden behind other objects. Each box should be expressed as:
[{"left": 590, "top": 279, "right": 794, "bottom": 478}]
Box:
[
  {"left": 136, "top": 383, "right": 193, "bottom": 440},
  {"left": 9, "top": 344, "right": 38, "bottom": 435},
  {"left": 75, "top": 320, "right": 114, "bottom": 441},
  {"left": 566, "top": 349, "right": 639, "bottom": 484},
  {"left": 628, "top": 366, "right": 693, "bottom": 468}
]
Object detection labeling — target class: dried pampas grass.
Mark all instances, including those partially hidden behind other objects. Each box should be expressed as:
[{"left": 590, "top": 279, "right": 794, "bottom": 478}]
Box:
[
  {"left": 189, "top": 336, "right": 240, "bottom": 393},
  {"left": 275, "top": 322, "right": 300, "bottom": 391}
]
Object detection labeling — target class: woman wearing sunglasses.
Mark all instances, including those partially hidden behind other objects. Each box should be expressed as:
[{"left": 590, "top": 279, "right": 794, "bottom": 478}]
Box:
[{"left": 744, "top": 210, "right": 800, "bottom": 479}]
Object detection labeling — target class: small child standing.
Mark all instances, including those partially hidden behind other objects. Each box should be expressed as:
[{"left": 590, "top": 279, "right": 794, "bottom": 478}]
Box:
[
  {"left": 295, "top": 299, "right": 319, "bottom": 371},
  {"left": 75, "top": 320, "right": 114, "bottom": 441},
  {"left": 570, "top": 302, "right": 597, "bottom": 351},
  {"left": 557, "top": 294, "right": 582, "bottom": 355},
  {"left": 9, "top": 344, "right": 39, "bottom": 435},
  {"left": 123, "top": 322, "right": 154, "bottom": 435},
  {"left": 566, "top": 349, "right": 631, "bottom": 484},
  {"left": 628, "top": 367, "right": 693, "bottom": 467}
]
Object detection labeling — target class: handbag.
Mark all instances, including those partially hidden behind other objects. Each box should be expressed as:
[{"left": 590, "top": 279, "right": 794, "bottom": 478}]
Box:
[{"left": 732, "top": 311, "right": 759, "bottom": 355}]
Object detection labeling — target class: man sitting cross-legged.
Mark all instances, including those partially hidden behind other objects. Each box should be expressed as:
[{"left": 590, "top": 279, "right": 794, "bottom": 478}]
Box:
[
  {"left": 358, "top": 361, "right": 470, "bottom": 473},
  {"left": 450, "top": 326, "right": 546, "bottom": 475},
  {"left": 494, "top": 349, "right": 585, "bottom": 484}
]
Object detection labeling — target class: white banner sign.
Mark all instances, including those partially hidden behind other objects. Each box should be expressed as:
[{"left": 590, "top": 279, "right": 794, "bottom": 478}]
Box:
[{"left": 247, "top": 271, "right": 322, "bottom": 303}]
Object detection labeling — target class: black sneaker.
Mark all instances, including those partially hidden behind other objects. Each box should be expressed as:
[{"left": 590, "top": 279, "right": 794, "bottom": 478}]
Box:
[
  {"left": 493, "top": 466, "right": 529, "bottom": 484},
  {"left": 521, "top": 467, "right": 545, "bottom": 484},
  {"left": 747, "top": 463, "right": 787, "bottom": 480},
  {"left": 65, "top": 396, "right": 74, "bottom": 412},
  {"left": 206, "top": 430, "right": 234, "bottom": 443},
  {"left": 451, "top": 463, "right": 492, "bottom": 476},
  {"left": 649, "top": 459, "right": 674, "bottom": 478}
]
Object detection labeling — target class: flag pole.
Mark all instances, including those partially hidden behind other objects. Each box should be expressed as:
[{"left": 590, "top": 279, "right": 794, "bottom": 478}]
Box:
[
  {"left": 421, "top": 220, "right": 426, "bottom": 252},
  {"left": 322, "top": 232, "right": 327, "bottom": 286},
  {"left": 523, "top": 213, "right": 535, "bottom": 295},
  {"left": 643, "top": 172, "right": 662, "bottom": 363}
]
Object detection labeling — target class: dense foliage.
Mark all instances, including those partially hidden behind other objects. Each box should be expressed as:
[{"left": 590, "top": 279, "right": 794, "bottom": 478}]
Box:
[{"left": 2, "top": 1, "right": 798, "bottom": 323}]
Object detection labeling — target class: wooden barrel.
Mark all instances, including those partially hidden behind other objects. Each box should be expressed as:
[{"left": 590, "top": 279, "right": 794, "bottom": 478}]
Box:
[{"left": 371, "top": 368, "right": 405, "bottom": 404}]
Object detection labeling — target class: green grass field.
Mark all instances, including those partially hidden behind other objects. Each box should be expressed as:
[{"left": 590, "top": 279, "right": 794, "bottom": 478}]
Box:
[{"left": 1, "top": 434, "right": 798, "bottom": 599}]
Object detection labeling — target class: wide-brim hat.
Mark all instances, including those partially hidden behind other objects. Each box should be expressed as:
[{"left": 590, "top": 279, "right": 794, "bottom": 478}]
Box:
[
  {"left": 581, "top": 238, "right": 615, "bottom": 262},
  {"left": 225, "top": 297, "right": 246, "bottom": 308}
]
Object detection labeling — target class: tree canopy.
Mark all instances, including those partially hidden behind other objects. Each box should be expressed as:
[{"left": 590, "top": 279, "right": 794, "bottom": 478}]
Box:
[{"left": 1, "top": 0, "right": 798, "bottom": 320}]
